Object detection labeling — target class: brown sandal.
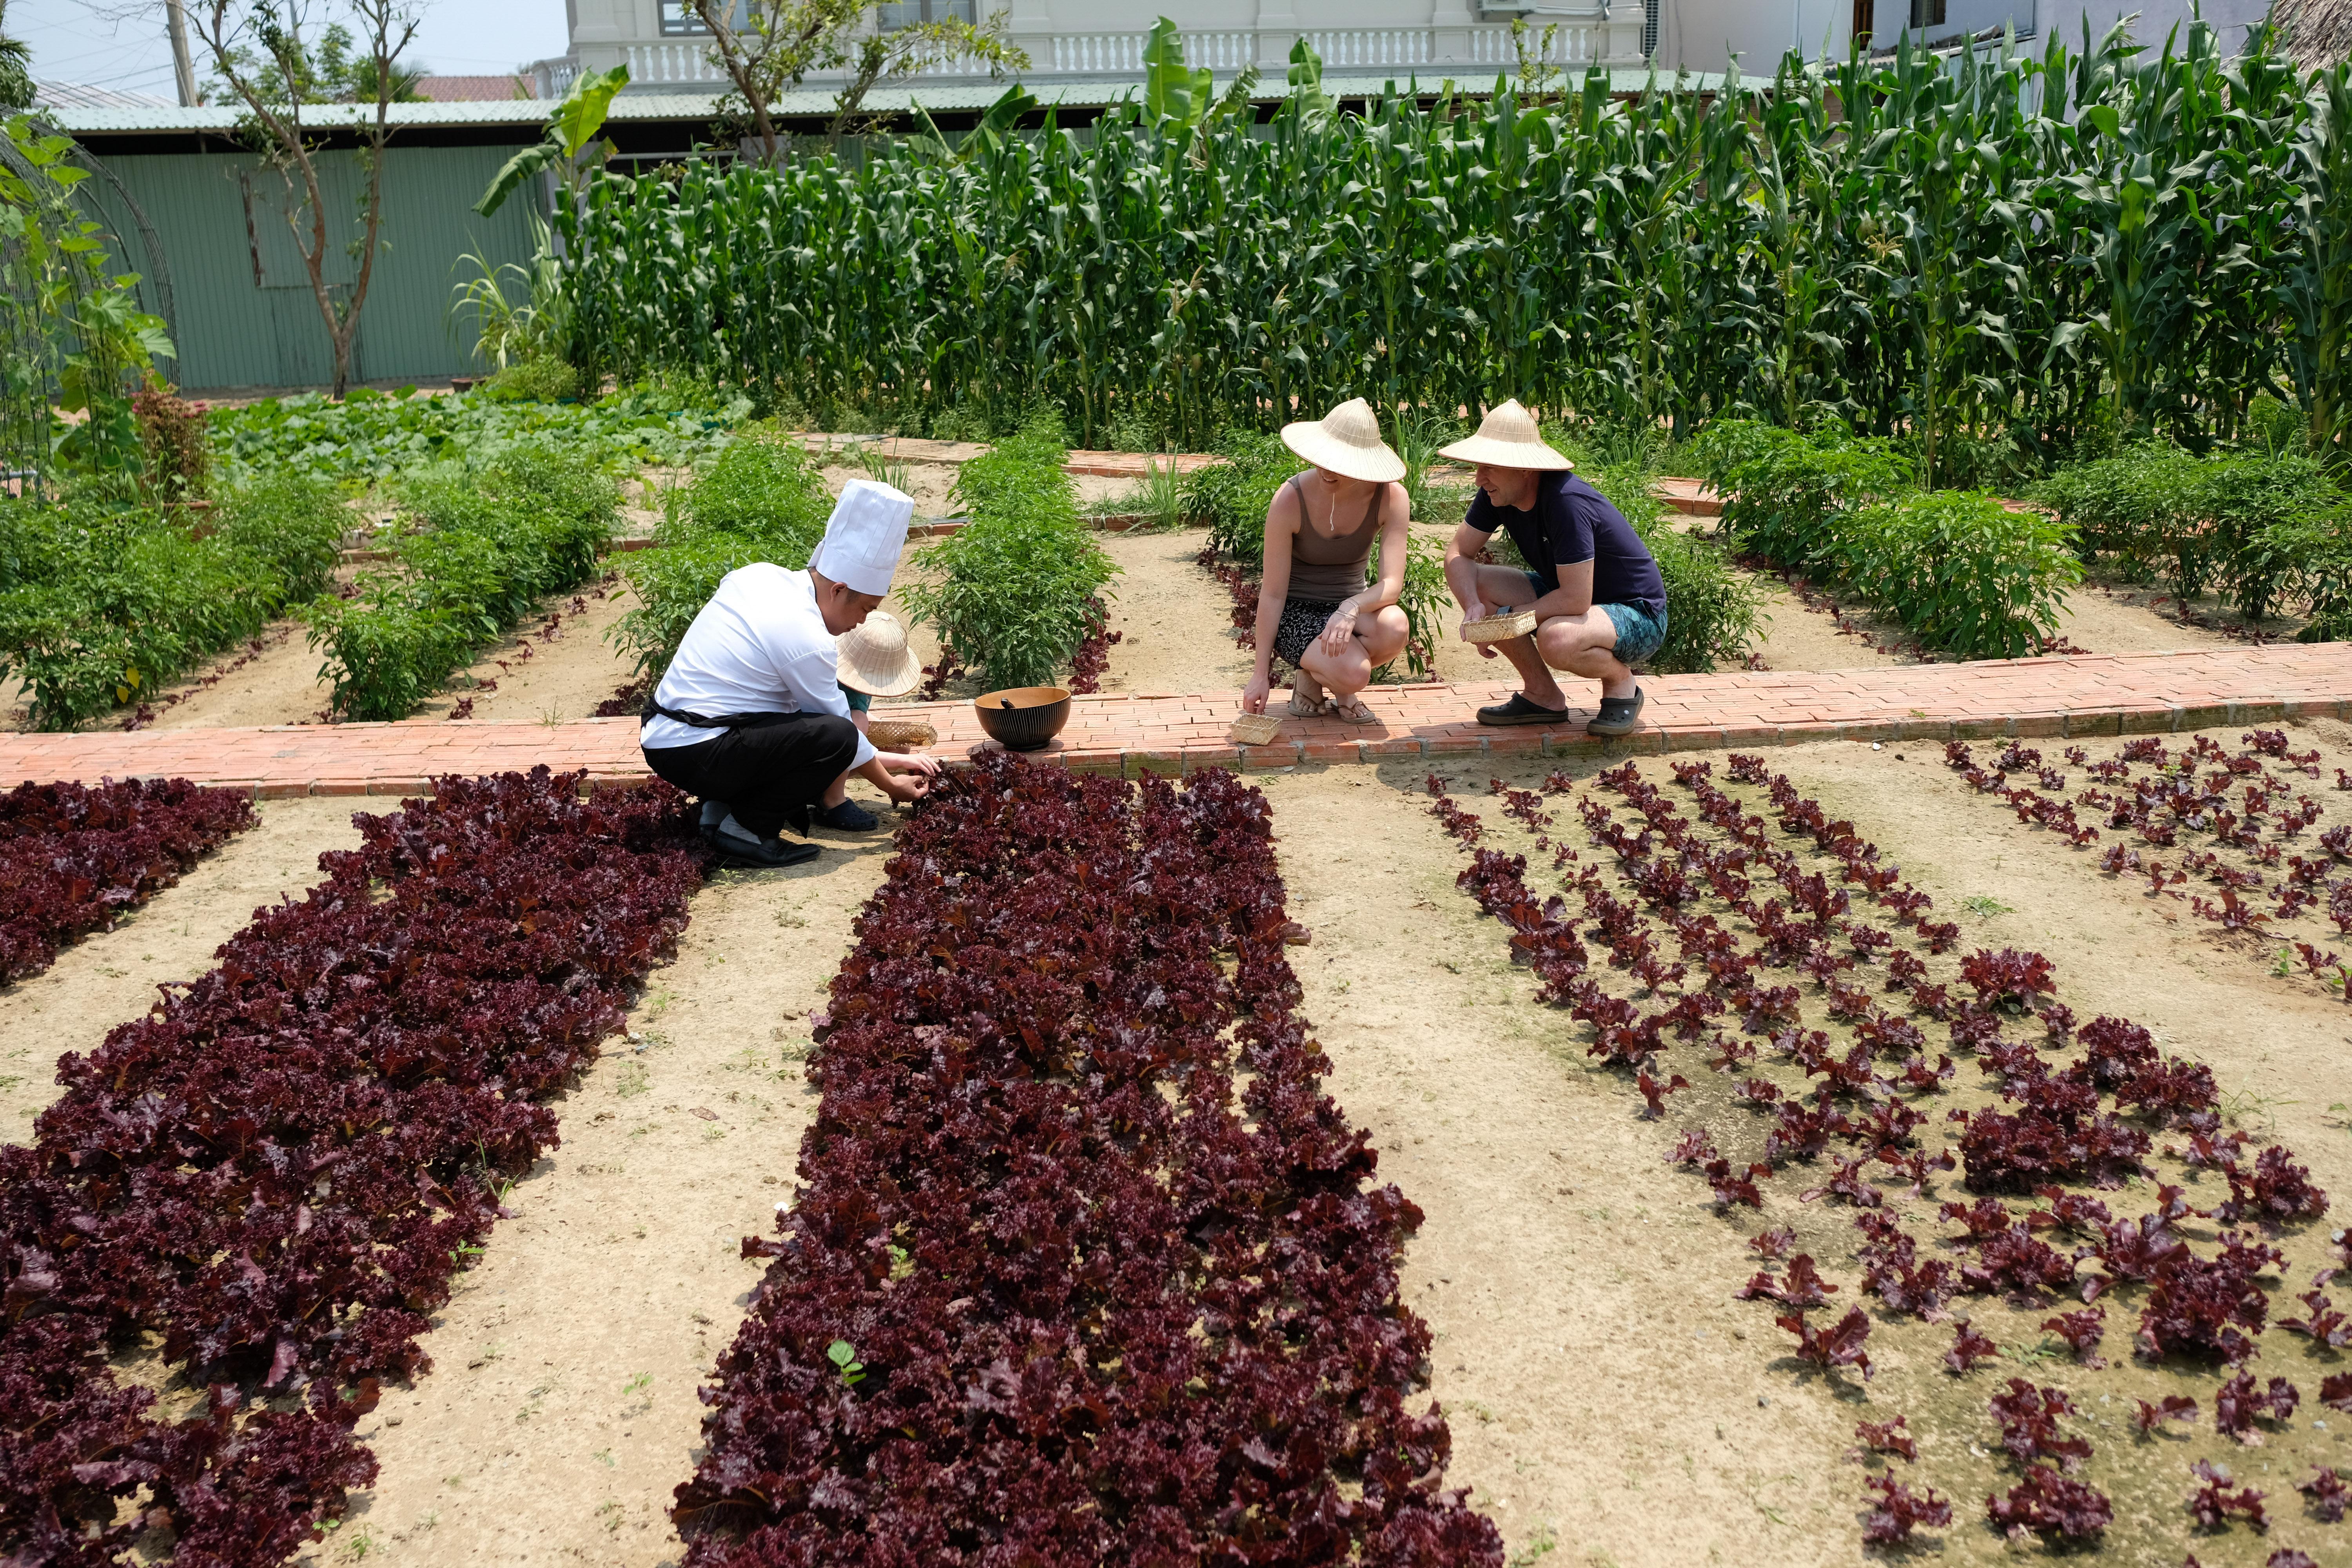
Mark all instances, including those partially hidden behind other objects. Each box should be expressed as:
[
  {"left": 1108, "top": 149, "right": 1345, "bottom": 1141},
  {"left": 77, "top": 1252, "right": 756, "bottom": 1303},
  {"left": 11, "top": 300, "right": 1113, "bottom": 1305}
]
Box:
[{"left": 1328, "top": 695, "right": 1378, "bottom": 725}]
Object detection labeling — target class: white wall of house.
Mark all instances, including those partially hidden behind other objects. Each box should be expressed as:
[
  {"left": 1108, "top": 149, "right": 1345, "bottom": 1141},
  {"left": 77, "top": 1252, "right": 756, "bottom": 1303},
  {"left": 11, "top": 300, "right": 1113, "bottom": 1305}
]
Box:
[{"left": 541, "top": 0, "right": 2288, "bottom": 92}]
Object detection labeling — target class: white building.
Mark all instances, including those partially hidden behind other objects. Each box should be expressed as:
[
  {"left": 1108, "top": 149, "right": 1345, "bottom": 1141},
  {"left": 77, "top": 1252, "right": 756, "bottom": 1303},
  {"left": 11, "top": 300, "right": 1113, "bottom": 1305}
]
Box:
[{"left": 537, "top": 0, "right": 2280, "bottom": 98}]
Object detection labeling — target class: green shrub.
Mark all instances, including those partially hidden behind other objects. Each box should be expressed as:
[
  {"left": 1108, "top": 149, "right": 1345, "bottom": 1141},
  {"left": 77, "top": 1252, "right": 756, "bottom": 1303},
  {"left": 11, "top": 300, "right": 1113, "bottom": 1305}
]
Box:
[
  {"left": 612, "top": 427, "right": 835, "bottom": 685},
  {"left": 1696, "top": 421, "right": 2082, "bottom": 660},
  {"left": 1365, "top": 531, "right": 1451, "bottom": 680},
  {"left": 0, "top": 475, "right": 346, "bottom": 728},
  {"left": 1183, "top": 428, "right": 1297, "bottom": 564},
  {"left": 1568, "top": 459, "right": 1760, "bottom": 675},
  {"left": 2272, "top": 504, "right": 2352, "bottom": 641},
  {"left": 2190, "top": 454, "right": 2341, "bottom": 622},
  {"left": 483, "top": 356, "right": 583, "bottom": 402},
  {"left": 1640, "top": 530, "right": 1764, "bottom": 673},
  {"left": 2031, "top": 445, "right": 2204, "bottom": 588},
  {"left": 1690, "top": 420, "right": 1912, "bottom": 573},
  {"left": 1837, "top": 491, "right": 2080, "bottom": 660},
  {"left": 2035, "top": 446, "right": 2342, "bottom": 618},
  {"left": 900, "top": 422, "right": 1118, "bottom": 689},
  {"left": 307, "top": 442, "right": 619, "bottom": 719}
]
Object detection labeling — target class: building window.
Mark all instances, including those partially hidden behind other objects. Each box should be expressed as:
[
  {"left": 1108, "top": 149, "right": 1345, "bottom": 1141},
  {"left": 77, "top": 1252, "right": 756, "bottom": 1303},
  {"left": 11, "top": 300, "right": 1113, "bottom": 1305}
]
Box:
[
  {"left": 1908, "top": 0, "right": 1948, "bottom": 25},
  {"left": 878, "top": 0, "right": 975, "bottom": 26},
  {"left": 659, "top": 1, "right": 747, "bottom": 34}
]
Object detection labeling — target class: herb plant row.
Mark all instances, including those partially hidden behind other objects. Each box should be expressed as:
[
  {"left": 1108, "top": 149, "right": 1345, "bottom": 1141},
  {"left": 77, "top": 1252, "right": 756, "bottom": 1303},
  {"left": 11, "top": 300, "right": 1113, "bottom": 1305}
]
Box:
[
  {"left": 0, "top": 768, "right": 708, "bottom": 1566},
  {"left": 675, "top": 753, "right": 1498, "bottom": 1563}
]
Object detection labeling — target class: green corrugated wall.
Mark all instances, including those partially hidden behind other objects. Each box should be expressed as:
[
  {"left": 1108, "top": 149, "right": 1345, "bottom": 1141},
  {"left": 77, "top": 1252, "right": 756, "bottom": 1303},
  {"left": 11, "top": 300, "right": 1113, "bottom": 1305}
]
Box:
[{"left": 77, "top": 142, "right": 543, "bottom": 394}]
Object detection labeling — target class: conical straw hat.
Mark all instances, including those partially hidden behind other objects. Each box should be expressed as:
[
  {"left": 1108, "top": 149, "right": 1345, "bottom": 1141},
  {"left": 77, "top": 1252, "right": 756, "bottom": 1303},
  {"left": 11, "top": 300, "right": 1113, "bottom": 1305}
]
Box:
[
  {"left": 1279, "top": 397, "right": 1407, "bottom": 483},
  {"left": 835, "top": 610, "right": 923, "bottom": 698},
  {"left": 1437, "top": 399, "right": 1574, "bottom": 470}
]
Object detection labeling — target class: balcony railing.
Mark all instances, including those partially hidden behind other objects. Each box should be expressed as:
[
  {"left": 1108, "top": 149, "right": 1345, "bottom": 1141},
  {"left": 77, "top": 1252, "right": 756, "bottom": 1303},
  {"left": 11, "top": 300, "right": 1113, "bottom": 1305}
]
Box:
[{"left": 532, "top": 18, "right": 1644, "bottom": 100}]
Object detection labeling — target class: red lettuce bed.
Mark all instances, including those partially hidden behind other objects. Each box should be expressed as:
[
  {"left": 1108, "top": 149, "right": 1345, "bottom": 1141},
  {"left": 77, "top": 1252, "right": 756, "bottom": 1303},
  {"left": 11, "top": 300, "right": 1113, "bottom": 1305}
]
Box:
[
  {"left": 0, "top": 768, "right": 707, "bottom": 1567},
  {"left": 675, "top": 754, "right": 1498, "bottom": 1565},
  {"left": 0, "top": 778, "right": 258, "bottom": 985}
]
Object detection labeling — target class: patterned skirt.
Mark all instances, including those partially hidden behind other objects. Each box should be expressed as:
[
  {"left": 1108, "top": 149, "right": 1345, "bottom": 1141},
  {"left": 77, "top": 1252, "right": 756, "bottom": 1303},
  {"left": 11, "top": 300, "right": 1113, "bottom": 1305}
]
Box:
[{"left": 1269, "top": 597, "right": 1344, "bottom": 669}]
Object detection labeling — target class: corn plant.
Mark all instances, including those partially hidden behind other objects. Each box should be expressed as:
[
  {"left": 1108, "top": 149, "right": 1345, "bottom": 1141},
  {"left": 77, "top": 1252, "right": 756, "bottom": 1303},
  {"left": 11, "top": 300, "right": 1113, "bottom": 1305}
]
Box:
[{"left": 552, "top": 29, "right": 2352, "bottom": 474}]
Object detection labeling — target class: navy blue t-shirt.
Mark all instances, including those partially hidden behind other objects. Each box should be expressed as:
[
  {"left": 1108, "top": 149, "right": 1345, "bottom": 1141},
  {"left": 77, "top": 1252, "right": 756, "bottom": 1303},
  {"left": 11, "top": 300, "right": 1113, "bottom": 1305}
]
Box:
[{"left": 1466, "top": 471, "right": 1667, "bottom": 620}]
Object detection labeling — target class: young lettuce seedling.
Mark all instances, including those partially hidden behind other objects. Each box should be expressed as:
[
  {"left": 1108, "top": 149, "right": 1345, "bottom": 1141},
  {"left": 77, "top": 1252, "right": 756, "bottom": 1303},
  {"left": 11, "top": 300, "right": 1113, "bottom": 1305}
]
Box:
[{"left": 827, "top": 1339, "right": 867, "bottom": 1388}]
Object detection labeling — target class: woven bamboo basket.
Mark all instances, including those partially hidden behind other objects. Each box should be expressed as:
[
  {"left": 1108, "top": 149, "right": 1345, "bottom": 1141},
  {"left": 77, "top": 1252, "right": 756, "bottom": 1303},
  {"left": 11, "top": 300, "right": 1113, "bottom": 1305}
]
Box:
[
  {"left": 1228, "top": 712, "right": 1285, "bottom": 747},
  {"left": 866, "top": 717, "right": 939, "bottom": 751},
  {"left": 1461, "top": 608, "right": 1539, "bottom": 644}
]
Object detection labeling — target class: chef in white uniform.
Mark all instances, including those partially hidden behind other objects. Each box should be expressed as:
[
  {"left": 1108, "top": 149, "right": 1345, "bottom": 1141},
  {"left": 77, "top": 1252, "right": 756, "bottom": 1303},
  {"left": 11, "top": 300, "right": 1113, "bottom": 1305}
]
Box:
[{"left": 640, "top": 478, "right": 940, "bottom": 866}]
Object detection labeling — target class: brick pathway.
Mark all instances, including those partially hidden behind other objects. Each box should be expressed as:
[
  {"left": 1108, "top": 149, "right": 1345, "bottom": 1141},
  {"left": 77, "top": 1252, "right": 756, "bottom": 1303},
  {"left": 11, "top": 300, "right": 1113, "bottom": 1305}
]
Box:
[{"left": 7, "top": 646, "right": 2348, "bottom": 797}]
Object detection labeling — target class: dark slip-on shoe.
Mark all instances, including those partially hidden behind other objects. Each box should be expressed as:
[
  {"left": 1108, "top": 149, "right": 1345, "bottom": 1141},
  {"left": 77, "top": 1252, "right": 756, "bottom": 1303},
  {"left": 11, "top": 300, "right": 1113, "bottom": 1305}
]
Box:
[
  {"left": 812, "top": 798, "right": 881, "bottom": 833},
  {"left": 711, "top": 814, "right": 820, "bottom": 868},
  {"left": 1587, "top": 688, "right": 1646, "bottom": 737},
  {"left": 1476, "top": 692, "right": 1572, "bottom": 727}
]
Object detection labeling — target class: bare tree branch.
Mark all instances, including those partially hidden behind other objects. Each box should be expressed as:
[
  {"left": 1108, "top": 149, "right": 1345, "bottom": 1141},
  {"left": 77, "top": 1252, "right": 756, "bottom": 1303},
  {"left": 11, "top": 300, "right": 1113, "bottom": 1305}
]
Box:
[{"left": 690, "top": 0, "right": 1025, "bottom": 165}]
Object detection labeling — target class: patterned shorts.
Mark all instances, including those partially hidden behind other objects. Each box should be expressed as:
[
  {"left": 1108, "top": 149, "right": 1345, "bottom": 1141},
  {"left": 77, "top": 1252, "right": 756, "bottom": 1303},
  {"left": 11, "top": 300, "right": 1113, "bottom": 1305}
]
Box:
[{"left": 1270, "top": 597, "right": 1345, "bottom": 668}]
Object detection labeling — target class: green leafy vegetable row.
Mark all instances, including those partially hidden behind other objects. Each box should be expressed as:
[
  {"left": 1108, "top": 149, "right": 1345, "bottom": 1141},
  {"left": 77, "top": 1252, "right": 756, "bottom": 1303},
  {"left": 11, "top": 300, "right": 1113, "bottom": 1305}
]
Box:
[
  {"left": 1695, "top": 421, "right": 2080, "bottom": 660},
  {"left": 207, "top": 382, "right": 750, "bottom": 486},
  {"left": 0, "top": 476, "right": 346, "bottom": 728},
  {"left": 2032, "top": 446, "right": 2348, "bottom": 625},
  {"left": 305, "top": 445, "right": 619, "bottom": 719},
  {"left": 899, "top": 417, "right": 1118, "bottom": 690}
]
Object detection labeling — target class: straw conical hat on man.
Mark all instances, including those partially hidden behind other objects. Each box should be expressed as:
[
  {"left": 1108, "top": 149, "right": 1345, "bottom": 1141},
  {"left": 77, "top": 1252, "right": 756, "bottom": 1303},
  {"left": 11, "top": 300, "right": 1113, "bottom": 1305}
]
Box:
[{"left": 1438, "top": 399, "right": 1574, "bottom": 470}]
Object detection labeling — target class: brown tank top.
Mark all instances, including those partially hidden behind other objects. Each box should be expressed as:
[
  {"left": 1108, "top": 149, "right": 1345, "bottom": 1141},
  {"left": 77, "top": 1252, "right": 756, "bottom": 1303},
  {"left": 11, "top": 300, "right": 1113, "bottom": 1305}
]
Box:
[{"left": 1283, "top": 474, "right": 1382, "bottom": 603}]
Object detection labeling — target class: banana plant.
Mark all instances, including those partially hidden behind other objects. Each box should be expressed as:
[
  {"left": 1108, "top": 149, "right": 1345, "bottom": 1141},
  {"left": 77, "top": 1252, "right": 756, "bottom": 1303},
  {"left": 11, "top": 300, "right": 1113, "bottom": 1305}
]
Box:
[{"left": 475, "top": 63, "right": 630, "bottom": 218}]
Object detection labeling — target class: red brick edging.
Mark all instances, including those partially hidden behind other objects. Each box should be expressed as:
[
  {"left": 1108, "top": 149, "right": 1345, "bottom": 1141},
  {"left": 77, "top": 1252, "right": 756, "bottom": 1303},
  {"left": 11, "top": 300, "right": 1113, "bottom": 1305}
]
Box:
[{"left": 4, "top": 646, "right": 2347, "bottom": 797}]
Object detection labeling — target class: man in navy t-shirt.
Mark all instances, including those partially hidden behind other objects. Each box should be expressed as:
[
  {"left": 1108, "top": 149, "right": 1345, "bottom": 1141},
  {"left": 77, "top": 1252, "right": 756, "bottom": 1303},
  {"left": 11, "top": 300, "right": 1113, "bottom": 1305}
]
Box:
[{"left": 1438, "top": 401, "right": 1668, "bottom": 737}]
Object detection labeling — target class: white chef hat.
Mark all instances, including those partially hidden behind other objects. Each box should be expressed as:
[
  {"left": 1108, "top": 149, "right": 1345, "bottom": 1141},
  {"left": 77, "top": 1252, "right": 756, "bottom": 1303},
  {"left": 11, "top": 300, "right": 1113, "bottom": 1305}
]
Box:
[{"left": 809, "top": 478, "right": 915, "bottom": 597}]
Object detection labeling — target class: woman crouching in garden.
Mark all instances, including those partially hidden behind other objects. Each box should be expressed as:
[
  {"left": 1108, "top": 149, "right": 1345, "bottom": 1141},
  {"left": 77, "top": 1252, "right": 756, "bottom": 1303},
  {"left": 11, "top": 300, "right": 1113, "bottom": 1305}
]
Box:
[{"left": 1240, "top": 398, "right": 1413, "bottom": 725}]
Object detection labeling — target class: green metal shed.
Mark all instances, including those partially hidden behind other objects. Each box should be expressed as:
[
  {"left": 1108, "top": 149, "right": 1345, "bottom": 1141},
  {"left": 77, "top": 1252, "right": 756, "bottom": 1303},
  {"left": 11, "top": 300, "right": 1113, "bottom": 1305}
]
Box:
[{"left": 83, "top": 142, "right": 543, "bottom": 391}]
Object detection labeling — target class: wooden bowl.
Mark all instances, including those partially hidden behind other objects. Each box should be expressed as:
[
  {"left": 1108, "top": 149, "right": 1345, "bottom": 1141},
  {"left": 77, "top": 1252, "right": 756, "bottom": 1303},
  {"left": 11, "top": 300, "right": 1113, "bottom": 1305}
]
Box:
[
  {"left": 1462, "top": 608, "right": 1539, "bottom": 644},
  {"left": 866, "top": 716, "right": 938, "bottom": 751},
  {"left": 974, "top": 686, "right": 1071, "bottom": 751},
  {"left": 1228, "top": 712, "right": 1284, "bottom": 747}
]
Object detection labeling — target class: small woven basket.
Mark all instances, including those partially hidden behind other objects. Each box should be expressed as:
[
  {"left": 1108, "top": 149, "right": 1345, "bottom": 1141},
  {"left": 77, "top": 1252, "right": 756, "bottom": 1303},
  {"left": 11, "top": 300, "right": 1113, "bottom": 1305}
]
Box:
[
  {"left": 1228, "top": 712, "right": 1285, "bottom": 747},
  {"left": 866, "top": 716, "right": 939, "bottom": 751},
  {"left": 1462, "top": 608, "right": 1539, "bottom": 644}
]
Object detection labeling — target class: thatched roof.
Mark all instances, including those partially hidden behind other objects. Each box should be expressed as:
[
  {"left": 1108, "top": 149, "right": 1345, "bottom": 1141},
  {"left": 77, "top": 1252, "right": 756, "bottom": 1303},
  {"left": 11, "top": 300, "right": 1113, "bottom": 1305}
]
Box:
[{"left": 2275, "top": 0, "right": 2352, "bottom": 69}]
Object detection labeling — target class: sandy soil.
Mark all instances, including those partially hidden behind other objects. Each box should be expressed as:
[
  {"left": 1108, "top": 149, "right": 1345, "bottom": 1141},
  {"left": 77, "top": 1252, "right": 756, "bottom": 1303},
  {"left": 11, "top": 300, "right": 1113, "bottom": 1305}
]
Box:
[
  {"left": 1268, "top": 768, "right": 1851, "bottom": 1563},
  {"left": 413, "top": 577, "right": 643, "bottom": 726},
  {"left": 338, "top": 826, "right": 900, "bottom": 1566},
  {"left": 1251, "top": 729, "right": 2352, "bottom": 1566},
  {"left": 1094, "top": 526, "right": 1255, "bottom": 695},
  {"left": 0, "top": 797, "right": 365, "bottom": 1146},
  {"left": 1748, "top": 578, "right": 1916, "bottom": 671},
  {"left": 2069, "top": 573, "right": 2310, "bottom": 654}
]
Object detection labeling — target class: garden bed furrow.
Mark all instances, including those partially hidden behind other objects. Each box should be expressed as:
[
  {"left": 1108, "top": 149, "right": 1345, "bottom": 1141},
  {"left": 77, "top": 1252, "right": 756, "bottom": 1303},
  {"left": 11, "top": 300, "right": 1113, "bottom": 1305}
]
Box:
[
  {"left": 0, "top": 769, "right": 708, "bottom": 1567},
  {"left": 0, "top": 778, "right": 256, "bottom": 986},
  {"left": 1942, "top": 729, "right": 2352, "bottom": 1002},
  {"left": 674, "top": 754, "right": 1498, "bottom": 1563},
  {"left": 1425, "top": 753, "right": 2345, "bottom": 1559}
]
